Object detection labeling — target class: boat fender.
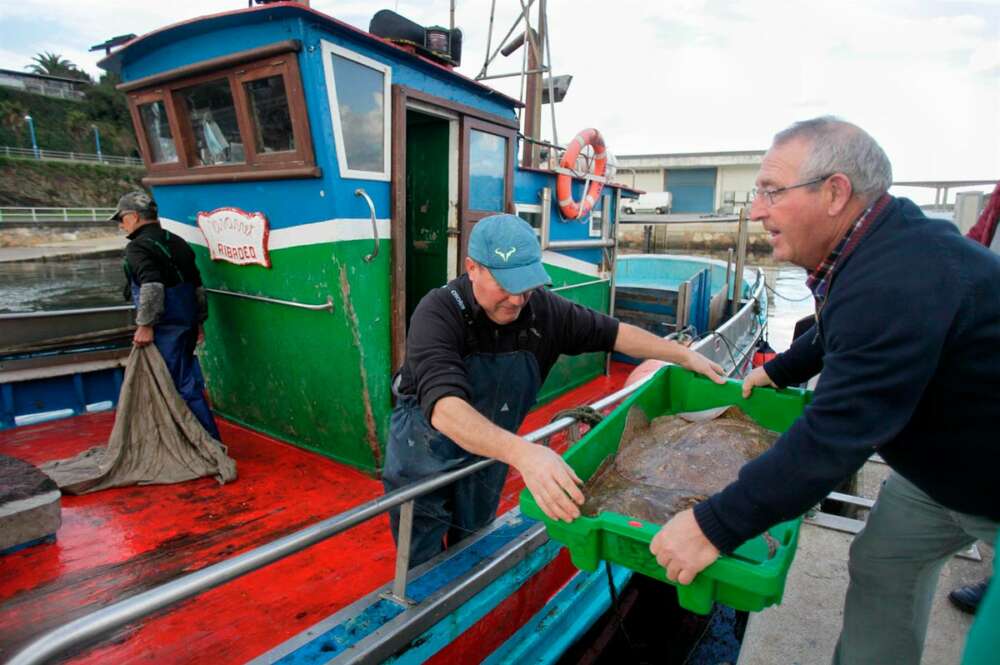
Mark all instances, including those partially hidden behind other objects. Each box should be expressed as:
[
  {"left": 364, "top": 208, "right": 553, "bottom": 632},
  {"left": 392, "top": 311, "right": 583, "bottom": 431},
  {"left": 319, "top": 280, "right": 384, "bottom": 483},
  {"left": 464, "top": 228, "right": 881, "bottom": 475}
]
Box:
[
  {"left": 624, "top": 359, "right": 667, "bottom": 387},
  {"left": 752, "top": 340, "right": 777, "bottom": 368},
  {"left": 556, "top": 128, "right": 607, "bottom": 220}
]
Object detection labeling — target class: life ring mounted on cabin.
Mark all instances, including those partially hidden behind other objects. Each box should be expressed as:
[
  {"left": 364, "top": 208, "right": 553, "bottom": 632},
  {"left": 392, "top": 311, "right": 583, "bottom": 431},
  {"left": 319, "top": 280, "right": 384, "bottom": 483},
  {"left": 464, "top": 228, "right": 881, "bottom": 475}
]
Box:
[{"left": 556, "top": 128, "right": 607, "bottom": 220}]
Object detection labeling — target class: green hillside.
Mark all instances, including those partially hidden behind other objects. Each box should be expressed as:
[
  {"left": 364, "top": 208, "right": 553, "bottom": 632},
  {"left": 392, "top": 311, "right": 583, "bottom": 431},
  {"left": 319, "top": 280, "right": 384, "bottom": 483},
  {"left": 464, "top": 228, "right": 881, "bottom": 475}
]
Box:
[
  {"left": 0, "top": 81, "right": 136, "bottom": 157},
  {"left": 0, "top": 74, "right": 146, "bottom": 206},
  {"left": 0, "top": 156, "right": 144, "bottom": 207}
]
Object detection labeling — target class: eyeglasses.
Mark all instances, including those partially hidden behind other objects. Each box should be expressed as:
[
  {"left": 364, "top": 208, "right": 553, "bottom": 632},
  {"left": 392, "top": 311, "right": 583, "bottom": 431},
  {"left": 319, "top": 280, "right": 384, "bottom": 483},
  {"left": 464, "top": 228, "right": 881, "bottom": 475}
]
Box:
[{"left": 751, "top": 174, "right": 833, "bottom": 206}]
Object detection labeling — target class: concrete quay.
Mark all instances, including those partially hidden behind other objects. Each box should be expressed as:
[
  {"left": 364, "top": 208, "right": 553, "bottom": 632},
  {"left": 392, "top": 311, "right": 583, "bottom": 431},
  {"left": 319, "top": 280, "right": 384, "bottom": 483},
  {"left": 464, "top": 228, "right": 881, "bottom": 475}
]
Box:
[
  {"left": 0, "top": 235, "right": 125, "bottom": 263},
  {"left": 737, "top": 461, "right": 993, "bottom": 665}
]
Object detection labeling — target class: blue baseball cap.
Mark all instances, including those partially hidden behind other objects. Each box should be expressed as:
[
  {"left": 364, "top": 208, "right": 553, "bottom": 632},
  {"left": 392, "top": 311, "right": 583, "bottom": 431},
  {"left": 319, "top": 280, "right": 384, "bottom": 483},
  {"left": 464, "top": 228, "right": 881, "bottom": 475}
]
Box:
[{"left": 468, "top": 214, "right": 552, "bottom": 294}]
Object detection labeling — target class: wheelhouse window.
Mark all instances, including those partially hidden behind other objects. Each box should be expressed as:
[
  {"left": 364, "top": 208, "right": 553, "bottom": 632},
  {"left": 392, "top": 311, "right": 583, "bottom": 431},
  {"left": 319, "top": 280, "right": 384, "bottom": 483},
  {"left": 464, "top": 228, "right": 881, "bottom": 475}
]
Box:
[
  {"left": 469, "top": 130, "right": 507, "bottom": 211},
  {"left": 244, "top": 75, "right": 294, "bottom": 154},
  {"left": 321, "top": 41, "right": 391, "bottom": 181},
  {"left": 137, "top": 99, "right": 177, "bottom": 163},
  {"left": 124, "top": 42, "right": 316, "bottom": 185},
  {"left": 179, "top": 78, "right": 243, "bottom": 165}
]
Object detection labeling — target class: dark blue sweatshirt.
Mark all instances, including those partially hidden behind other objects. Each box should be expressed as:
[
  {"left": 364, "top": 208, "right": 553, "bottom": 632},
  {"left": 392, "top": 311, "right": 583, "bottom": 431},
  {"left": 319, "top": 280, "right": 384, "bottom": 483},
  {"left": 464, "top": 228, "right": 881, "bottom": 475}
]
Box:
[{"left": 694, "top": 197, "right": 1000, "bottom": 553}]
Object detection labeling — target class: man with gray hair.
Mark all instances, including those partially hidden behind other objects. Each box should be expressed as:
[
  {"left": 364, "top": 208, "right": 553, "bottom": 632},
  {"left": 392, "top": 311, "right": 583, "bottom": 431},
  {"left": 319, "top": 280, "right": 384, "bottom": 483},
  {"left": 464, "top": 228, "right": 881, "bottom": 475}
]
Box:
[
  {"left": 649, "top": 117, "right": 999, "bottom": 663},
  {"left": 113, "top": 190, "right": 220, "bottom": 440}
]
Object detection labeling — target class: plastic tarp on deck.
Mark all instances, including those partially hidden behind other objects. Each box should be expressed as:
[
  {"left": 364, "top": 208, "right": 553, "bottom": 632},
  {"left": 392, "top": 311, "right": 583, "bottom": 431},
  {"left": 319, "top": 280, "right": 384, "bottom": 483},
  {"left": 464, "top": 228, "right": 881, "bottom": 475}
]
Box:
[{"left": 41, "top": 345, "right": 236, "bottom": 494}]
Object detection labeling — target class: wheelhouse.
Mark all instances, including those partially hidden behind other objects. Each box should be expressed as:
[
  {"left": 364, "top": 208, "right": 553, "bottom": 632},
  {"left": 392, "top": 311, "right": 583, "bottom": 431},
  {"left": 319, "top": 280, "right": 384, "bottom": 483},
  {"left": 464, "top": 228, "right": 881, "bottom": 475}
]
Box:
[{"left": 100, "top": 2, "right": 631, "bottom": 474}]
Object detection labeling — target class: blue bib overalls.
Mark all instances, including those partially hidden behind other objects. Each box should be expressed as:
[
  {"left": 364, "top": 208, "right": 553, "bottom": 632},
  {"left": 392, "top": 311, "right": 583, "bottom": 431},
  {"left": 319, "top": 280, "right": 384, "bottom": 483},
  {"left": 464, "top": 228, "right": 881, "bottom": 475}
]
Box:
[
  {"left": 382, "top": 292, "right": 541, "bottom": 567},
  {"left": 127, "top": 243, "right": 220, "bottom": 441}
]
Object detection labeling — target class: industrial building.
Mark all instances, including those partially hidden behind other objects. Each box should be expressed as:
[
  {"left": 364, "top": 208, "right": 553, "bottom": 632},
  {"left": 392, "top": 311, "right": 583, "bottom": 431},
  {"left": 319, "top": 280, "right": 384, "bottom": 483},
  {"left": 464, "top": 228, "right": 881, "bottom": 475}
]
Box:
[{"left": 615, "top": 150, "right": 765, "bottom": 215}]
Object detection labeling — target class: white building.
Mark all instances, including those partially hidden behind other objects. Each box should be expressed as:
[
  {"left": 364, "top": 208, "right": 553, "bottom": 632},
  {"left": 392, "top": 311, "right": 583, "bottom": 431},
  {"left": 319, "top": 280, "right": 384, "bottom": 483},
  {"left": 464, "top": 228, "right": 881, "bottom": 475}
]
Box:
[
  {"left": 615, "top": 150, "right": 764, "bottom": 214},
  {"left": 0, "top": 69, "right": 90, "bottom": 101}
]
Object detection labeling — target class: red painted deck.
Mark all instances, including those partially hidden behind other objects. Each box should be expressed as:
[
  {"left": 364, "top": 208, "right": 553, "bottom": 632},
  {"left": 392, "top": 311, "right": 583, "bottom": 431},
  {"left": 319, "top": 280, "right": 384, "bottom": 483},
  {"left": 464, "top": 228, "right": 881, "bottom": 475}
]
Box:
[{"left": 0, "top": 363, "right": 630, "bottom": 663}]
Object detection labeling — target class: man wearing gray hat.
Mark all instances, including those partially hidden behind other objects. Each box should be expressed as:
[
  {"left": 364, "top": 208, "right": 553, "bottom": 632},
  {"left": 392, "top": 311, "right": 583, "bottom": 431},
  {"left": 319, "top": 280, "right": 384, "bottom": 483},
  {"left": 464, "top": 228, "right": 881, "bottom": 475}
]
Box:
[
  {"left": 383, "top": 213, "right": 726, "bottom": 567},
  {"left": 112, "top": 190, "right": 220, "bottom": 440}
]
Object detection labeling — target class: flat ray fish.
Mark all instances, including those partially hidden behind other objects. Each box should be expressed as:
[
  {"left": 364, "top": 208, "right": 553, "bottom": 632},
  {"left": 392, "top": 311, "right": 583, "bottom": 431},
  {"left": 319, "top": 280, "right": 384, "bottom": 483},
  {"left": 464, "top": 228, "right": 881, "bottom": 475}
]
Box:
[{"left": 581, "top": 406, "right": 778, "bottom": 525}]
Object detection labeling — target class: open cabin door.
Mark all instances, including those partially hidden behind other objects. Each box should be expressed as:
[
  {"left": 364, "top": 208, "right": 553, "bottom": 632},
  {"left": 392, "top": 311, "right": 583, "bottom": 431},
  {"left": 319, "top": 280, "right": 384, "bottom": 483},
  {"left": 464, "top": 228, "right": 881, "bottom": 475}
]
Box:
[{"left": 390, "top": 86, "right": 518, "bottom": 372}]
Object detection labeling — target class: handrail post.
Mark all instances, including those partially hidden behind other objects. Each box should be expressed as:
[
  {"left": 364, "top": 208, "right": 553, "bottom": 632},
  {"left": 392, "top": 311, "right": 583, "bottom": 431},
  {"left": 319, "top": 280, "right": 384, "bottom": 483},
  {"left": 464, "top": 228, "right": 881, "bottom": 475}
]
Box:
[{"left": 384, "top": 500, "right": 416, "bottom": 606}]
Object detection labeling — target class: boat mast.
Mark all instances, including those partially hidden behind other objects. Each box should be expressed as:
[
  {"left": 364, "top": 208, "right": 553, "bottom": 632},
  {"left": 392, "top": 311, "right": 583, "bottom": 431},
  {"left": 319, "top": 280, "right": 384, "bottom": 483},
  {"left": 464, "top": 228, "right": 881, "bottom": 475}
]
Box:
[{"left": 475, "top": 1, "right": 557, "bottom": 169}]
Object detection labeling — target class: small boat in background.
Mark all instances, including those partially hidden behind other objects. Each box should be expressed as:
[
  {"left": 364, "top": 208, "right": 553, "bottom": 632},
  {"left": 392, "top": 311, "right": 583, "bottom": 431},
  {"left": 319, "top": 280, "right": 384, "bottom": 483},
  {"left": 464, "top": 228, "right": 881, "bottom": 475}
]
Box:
[{"left": 614, "top": 252, "right": 767, "bottom": 376}]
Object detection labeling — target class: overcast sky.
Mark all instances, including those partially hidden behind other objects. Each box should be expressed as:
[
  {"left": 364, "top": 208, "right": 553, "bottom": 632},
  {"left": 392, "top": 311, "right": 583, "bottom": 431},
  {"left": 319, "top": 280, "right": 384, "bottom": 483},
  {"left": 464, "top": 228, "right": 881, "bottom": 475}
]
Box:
[{"left": 1, "top": 0, "right": 997, "bottom": 186}]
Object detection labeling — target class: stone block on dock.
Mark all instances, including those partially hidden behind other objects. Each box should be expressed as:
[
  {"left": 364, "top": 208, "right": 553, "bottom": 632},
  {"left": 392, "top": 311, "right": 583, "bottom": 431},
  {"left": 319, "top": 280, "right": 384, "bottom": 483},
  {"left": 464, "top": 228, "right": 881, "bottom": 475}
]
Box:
[{"left": 0, "top": 454, "right": 61, "bottom": 555}]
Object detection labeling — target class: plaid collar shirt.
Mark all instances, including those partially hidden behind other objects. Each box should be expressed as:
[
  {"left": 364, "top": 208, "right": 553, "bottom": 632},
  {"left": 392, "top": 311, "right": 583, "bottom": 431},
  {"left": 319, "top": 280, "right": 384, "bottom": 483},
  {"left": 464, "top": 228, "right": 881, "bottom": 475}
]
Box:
[{"left": 806, "top": 193, "right": 892, "bottom": 302}]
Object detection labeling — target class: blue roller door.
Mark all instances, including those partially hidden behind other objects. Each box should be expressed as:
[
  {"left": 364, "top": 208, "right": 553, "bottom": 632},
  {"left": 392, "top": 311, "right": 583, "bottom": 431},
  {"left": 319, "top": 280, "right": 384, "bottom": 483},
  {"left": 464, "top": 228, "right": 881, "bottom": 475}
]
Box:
[{"left": 667, "top": 168, "right": 717, "bottom": 213}]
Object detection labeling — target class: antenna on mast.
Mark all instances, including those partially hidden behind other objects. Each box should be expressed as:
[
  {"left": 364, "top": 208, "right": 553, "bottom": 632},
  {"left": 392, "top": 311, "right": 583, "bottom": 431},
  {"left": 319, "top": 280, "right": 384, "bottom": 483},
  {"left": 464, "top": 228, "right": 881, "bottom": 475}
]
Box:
[{"left": 476, "top": 1, "right": 569, "bottom": 167}]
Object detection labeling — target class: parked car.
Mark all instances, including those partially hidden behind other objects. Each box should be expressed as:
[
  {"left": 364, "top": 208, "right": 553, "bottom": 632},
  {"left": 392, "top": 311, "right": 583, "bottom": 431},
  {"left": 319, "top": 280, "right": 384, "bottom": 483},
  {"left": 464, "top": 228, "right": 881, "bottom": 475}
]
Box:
[{"left": 622, "top": 191, "right": 672, "bottom": 215}]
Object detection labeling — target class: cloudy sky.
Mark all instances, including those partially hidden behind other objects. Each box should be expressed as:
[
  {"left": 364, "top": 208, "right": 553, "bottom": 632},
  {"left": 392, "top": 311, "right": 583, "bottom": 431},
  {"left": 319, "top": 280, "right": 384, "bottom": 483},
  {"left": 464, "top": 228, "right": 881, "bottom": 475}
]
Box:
[{"left": 1, "top": 0, "right": 997, "bottom": 188}]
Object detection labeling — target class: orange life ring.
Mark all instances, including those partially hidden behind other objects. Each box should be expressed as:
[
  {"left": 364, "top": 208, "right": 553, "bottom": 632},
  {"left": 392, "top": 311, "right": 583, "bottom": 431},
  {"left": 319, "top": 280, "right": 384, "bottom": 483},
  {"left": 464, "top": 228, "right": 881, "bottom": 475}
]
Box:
[{"left": 556, "top": 128, "right": 607, "bottom": 220}]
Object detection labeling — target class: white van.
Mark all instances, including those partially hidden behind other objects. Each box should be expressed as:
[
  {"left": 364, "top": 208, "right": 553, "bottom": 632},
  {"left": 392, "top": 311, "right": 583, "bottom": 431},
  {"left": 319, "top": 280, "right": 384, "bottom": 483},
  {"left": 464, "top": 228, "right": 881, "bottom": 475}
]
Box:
[{"left": 622, "top": 191, "right": 673, "bottom": 215}]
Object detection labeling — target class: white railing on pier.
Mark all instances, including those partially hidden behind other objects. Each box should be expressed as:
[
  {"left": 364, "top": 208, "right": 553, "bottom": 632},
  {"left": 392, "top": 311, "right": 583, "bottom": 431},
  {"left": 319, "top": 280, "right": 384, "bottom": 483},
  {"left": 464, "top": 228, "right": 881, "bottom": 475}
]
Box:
[
  {"left": 0, "top": 207, "right": 117, "bottom": 223},
  {"left": 1, "top": 145, "right": 143, "bottom": 167}
]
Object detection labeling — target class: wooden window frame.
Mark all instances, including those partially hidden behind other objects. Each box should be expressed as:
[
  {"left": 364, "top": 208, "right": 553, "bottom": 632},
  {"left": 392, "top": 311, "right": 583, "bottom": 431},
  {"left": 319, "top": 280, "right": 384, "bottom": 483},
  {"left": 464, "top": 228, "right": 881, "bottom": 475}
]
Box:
[
  {"left": 320, "top": 40, "right": 393, "bottom": 182},
  {"left": 129, "top": 88, "right": 184, "bottom": 169},
  {"left": 126, "top": 47, "right": 316, "bottom": 185},
  {"left": 459, "top": 117, "right": 516, "bottom": 265}
]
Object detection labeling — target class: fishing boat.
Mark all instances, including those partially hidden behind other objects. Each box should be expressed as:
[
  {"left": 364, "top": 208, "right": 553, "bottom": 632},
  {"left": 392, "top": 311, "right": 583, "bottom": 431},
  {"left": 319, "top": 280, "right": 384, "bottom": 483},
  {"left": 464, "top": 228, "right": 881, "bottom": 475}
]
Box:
[
  {"left": 614, "top": 253, "right": 766, "bottom": 375},
  {"left": 0, "top": 2, "right": 767, "bottom": 663}
]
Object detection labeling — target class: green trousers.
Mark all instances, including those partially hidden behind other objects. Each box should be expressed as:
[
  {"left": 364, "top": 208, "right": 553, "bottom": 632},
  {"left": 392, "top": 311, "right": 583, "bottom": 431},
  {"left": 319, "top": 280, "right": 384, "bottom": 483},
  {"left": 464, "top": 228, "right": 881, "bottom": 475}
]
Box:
[
  {"left": 962, "top": 534, "right": 998, "bottom": 665},
  {"left": 832, "top": 473, "right": 998, "bottom": 665}
]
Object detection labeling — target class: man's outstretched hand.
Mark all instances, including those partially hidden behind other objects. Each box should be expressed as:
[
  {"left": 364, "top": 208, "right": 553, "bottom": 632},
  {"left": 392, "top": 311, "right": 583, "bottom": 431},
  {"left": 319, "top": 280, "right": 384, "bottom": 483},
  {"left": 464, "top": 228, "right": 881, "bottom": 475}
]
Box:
[
  {"left": 512, "top": 442, "right": 584, "bottom": 523},
  {"left": 680, "top": 349, "right": 726, "bottom": 385}
]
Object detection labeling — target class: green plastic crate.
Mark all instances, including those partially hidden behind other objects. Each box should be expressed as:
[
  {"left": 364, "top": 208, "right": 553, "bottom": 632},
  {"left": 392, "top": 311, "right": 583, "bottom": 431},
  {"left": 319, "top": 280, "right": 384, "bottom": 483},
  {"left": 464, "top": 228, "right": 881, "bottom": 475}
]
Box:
[{"left": 520, "top": 365, "right": 813, "bottom": 615}]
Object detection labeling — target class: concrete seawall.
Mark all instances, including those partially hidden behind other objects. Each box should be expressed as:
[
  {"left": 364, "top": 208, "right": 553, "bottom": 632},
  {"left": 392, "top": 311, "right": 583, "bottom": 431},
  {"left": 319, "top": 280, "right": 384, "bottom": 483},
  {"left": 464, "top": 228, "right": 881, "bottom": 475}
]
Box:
[{"left": 617, "top": 220, "right": 771, "bottom": 253}]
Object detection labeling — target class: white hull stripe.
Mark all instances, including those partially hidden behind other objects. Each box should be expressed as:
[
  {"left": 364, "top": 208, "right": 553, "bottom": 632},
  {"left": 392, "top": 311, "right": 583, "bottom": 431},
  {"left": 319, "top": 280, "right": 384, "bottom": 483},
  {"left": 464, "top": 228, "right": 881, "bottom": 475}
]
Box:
[
  {"left": 543, "top": 250, "right": 602, "bottom": 277},
  {"left": 161, "top": 217, "right": 391, "bottom": 251},
  {"left": 161, "top": 218, "right": 207, "bottom": 246}
]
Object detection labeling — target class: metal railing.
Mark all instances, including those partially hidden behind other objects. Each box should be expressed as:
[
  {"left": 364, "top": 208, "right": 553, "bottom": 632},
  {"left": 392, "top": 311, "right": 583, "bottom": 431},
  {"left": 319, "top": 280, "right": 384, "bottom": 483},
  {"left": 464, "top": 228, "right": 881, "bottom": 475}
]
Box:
[
  {"left": 7, "top": 377, "right": 650, "bottom": 665},
  {"left": 0, "top": 206, "right": 117, "bottom": 223},
  {"left": 204, "top": 288, "right": 334, "bottom": 313},
  {"left": 1, "top": 145, "right": 143, "bottom": 167}
]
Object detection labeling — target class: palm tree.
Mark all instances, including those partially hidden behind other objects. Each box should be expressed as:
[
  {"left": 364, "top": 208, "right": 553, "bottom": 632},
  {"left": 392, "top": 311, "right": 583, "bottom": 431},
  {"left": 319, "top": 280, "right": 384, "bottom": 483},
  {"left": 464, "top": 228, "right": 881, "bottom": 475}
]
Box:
[{"left": 26, "top": 52, "right": 92, "bottom": 82}]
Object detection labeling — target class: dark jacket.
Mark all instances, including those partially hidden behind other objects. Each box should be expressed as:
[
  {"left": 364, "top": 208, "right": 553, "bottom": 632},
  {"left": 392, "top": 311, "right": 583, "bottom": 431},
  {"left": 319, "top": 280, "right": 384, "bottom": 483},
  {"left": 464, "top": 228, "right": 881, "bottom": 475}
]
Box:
[
  {"left": 396, "top": 273, "right": 620, "bottom": 423},
  {"left": 695, "top": 197, "right": 1000, "bottom": 553},
  {"left": 124, "top": 223, "right": 203, "bottom": 289},
  {"left": 124, "top": 222, "right": 206, "bottom": 325}
]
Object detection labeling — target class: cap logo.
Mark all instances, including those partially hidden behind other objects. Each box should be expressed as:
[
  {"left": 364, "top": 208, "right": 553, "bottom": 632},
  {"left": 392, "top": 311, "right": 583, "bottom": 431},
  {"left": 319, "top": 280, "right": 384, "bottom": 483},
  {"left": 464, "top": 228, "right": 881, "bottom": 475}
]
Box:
[{"left": 494, "top": 246, "right": 517, "bottom": 263}]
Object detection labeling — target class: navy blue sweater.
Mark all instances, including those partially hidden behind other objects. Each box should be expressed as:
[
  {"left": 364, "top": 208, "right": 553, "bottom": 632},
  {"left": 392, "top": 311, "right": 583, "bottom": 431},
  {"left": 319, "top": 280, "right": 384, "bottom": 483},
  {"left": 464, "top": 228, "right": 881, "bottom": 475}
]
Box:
[{"left": 694, "top": 197, "right": 1000, "bottom": 553}]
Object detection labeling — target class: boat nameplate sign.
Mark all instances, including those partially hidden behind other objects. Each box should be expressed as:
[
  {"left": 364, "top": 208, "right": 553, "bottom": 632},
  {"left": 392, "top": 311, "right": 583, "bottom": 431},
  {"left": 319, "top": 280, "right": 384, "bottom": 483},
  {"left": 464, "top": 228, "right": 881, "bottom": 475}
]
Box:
[{"left": 197, "top": 207, "right": 271, "bottom": 268}]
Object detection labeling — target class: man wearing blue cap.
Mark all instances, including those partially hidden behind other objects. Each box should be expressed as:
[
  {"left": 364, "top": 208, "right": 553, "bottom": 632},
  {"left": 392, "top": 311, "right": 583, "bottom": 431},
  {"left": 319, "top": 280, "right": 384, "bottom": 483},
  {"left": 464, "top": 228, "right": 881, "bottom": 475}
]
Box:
[{"left": 383, "top": 213, "right": 725, "bottom": 567}]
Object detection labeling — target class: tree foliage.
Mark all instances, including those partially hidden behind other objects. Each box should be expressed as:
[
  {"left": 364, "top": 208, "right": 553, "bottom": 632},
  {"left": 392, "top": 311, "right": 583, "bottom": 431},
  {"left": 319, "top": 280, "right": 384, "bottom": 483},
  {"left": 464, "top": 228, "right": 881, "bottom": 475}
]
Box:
[{"left": 26, "top": 52, "right": 93, "bottom": 83}]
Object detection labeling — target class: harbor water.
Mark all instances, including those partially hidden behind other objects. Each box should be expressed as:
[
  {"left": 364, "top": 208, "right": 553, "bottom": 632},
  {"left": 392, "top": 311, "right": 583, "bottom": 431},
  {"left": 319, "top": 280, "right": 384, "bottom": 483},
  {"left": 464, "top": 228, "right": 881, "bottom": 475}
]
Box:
[{"left": 0, "top": 256, "right": 126, "bottom": 313}]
